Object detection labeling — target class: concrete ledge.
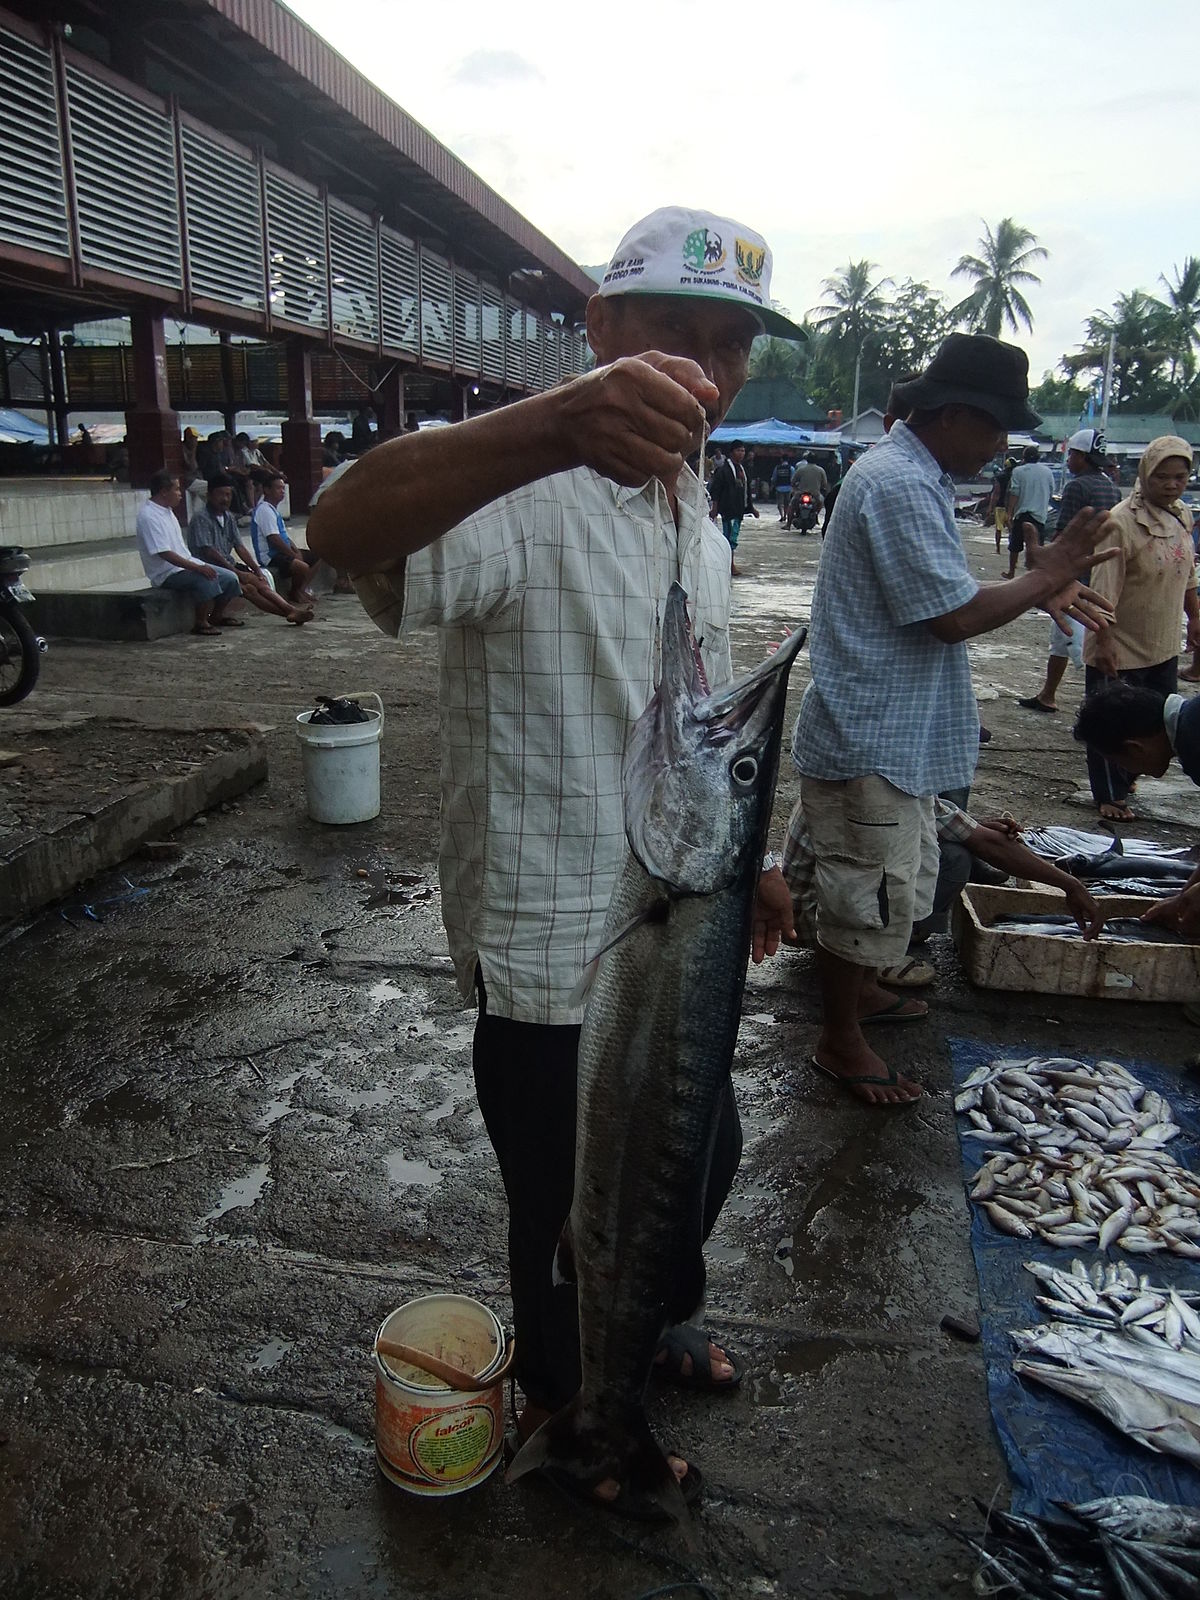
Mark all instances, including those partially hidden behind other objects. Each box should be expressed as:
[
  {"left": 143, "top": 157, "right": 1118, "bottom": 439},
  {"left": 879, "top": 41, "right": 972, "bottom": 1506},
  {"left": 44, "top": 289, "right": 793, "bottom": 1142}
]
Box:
[
  {"left": 28, "top": 587, "right": 195, "bottom": 641},
  {"left": 0, "top": 738, "right": 268, "bottom": 924}
]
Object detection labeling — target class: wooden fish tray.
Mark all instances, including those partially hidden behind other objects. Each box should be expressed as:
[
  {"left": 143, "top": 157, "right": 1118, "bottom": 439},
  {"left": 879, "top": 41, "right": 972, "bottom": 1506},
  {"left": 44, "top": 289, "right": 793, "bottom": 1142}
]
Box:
[{"left": 952, "top": 884, "right": 1200, "bottom": 1003}]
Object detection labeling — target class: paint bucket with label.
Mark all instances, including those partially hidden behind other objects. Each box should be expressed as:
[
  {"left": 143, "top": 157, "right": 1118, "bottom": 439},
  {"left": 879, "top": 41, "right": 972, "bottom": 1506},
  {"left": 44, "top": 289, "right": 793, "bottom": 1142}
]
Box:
[{"left": 374, "top": 1294, "right": 514, "bottom": 1496}]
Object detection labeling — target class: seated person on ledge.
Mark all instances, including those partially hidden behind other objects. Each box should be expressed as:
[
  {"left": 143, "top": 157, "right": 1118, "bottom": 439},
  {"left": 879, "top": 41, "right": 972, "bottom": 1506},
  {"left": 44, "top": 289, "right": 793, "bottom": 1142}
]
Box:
[
  {"left": 188, "top": 474, "right": 313, "bottom": 626},
  {"left": 1074, "top": 683, "right": 1200, "bottom": 935},
  {"left": 251, "top": 471, "right": 317, "bottom": 605},
  {"left": 135, "top": 468, "right": 241, "bottom": 637}
]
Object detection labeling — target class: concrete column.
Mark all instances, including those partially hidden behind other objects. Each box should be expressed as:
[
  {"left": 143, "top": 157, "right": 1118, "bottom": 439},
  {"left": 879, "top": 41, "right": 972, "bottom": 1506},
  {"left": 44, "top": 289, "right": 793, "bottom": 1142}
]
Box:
[
  {"left": 450, "top": 380, "right": 467, "bottom": 423},
  {"left": 218, "top": 331, "right": 238, "bottom": 437},
  {"left": 47, "top": 328, "right": 70, "bottom": 448},
  {"left": 377, "top": 365, "right": 405, "bottom": 439},
  {"left": 124, "top": 308, "right": 182, "bottom": 491},
  {"left": 280, "top": 338, "right": 321, "bottom": 513}
]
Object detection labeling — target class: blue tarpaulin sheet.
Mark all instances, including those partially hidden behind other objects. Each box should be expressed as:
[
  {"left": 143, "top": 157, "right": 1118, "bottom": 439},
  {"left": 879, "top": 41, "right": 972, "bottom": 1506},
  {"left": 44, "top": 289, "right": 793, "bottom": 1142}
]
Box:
[
  {"left": 0, "top": 408, "right": 49, "bottom": 444},
  {"left": 950, "top": 1036, "right": 1200, "bottom": 1520},
  {"left": 708, "top": 418, "right": 843, "bottom": 448}
]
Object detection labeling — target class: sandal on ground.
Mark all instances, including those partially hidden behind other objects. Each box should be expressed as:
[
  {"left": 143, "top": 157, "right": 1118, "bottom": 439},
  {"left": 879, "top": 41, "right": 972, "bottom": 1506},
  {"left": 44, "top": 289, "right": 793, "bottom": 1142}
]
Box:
[
  {"left": 652, "top": 1323, "right": 743, "bottom": 1392},
  {"left": 859, "top": 996, "right": 928, "bottom": 1026},
  {"left": 877, "top": 957, "right": 935, "bottom": 988},
  {"left": 1016, "top": 696, "right": 1056, "bottom": 713},
  {"left": 504, "top": 1427, "right": 703, "bottom": 1522},
  {"left": 190, "top": 624, "right": 222, "bottom": 636},
  {"left": 808, "top": 1054, "right": 920, "bottom": 1107},
  {"left": 1099, "top": 803, "right": 1135, "bottom": 822}
]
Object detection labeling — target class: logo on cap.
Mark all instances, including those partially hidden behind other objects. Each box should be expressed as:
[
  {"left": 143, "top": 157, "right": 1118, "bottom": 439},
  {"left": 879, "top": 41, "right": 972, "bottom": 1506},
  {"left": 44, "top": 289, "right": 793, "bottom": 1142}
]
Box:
[
  {"left": 684, "top": 227, "right": 726, "bottom": 274},
  {"left": 735, "top": 239, "right": 765, "bottom": 287}
]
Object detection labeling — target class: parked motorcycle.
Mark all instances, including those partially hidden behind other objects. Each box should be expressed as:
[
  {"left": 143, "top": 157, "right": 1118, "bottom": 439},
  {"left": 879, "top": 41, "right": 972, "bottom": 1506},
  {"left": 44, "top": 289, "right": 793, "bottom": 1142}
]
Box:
[
  {"left": 786, "top": 491, "right": 819, "bottom": 534},
  {"left": 0, "top": 546, "right": 47, "bottom": 705}
]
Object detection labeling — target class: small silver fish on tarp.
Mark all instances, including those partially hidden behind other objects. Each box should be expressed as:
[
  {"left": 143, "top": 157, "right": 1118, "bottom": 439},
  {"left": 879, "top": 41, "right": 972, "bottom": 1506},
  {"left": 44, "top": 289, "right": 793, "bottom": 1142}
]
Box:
[{"left": 508, "top": 584, "right": 806, "bottom": 1521}]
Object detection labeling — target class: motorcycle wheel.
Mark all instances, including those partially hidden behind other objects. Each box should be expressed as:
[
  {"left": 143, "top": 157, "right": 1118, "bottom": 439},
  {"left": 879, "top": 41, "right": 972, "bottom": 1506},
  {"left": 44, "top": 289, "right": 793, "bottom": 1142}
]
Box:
[{"left": 0, "top": 600, "right": 40, "bottom": 705}]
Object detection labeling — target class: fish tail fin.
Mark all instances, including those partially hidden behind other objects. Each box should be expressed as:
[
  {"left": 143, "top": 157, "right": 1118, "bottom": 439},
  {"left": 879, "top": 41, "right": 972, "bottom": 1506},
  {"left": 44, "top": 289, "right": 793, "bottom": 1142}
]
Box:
[{"left": 507, "top": 1397, "right": 688, "bottom": 1522}]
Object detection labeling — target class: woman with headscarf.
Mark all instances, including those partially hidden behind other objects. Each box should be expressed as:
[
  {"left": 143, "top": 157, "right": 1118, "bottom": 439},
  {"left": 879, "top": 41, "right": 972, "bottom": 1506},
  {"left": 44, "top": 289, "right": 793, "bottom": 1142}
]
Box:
[{"left": 1080, "top": 436, "right": 1199, "bottom": 819}]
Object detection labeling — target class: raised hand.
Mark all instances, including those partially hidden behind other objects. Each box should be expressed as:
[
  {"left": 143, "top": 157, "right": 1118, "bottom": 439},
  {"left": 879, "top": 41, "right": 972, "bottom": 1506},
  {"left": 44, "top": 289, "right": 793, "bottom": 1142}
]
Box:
[{"left": 553, "top": 354, "right": 720, "bottom": 488}]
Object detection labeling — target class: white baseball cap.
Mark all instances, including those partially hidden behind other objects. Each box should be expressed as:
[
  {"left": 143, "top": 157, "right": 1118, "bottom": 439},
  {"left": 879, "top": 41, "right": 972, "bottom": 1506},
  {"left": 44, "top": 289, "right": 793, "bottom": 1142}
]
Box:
[
  {"left": 596, "top": 206, "right": 806, "bottom": 341},
  {"left": 1067, "top": 427, "right": 1106, "bottom": 457}
]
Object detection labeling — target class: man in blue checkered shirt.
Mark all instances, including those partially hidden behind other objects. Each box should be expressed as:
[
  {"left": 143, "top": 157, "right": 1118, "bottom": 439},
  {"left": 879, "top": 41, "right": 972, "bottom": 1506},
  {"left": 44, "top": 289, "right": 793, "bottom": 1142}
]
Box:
[{"left": 792, "top": 334, "right": 1118, "bottom": 1107}]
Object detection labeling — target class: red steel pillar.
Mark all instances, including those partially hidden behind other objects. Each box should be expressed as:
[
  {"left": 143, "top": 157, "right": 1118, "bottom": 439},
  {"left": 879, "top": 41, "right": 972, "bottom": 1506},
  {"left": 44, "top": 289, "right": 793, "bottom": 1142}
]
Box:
[
  {"left": 280, "top": 339, "right": 322, "bottom": 512},
  {"left": 125, "top": 307, "right": 182, "bottom": 492}
]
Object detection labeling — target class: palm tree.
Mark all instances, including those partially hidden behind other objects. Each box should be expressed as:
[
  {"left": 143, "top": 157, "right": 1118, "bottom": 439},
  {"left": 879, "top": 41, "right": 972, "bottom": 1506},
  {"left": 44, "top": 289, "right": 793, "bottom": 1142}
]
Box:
[
  {"left": 1063, "top": 291, "right": 1173, "bottom": 411},
  {"left": 809, "top": 261, "right": 891, "bottom": 419},
  {"left": 950, "top": 219, "right": 1048, "bottom": 338},
  {"left": 1159, "top": 257, "right": 1200, "bottom": 387}
]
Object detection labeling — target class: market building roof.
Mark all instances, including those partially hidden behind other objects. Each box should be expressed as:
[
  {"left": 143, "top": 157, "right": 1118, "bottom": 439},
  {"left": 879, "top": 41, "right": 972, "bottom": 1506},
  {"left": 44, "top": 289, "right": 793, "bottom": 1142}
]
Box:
[{"left": 724, "top": 379, "right": 826, "bottom": 426}]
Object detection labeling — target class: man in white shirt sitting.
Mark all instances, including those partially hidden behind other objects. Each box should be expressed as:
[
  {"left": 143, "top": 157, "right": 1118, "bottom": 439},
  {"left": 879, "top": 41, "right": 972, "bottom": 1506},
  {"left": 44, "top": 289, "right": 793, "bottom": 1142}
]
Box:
[{"left": 135, "top": 469, "right": 242, "bottom": 636}]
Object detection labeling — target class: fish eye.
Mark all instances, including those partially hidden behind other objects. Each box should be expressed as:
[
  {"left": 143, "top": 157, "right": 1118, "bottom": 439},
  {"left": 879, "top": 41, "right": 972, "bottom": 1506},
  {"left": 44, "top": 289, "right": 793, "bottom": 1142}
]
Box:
[{"left": 730, "top": 755, "right": 758, "bottom": 787}]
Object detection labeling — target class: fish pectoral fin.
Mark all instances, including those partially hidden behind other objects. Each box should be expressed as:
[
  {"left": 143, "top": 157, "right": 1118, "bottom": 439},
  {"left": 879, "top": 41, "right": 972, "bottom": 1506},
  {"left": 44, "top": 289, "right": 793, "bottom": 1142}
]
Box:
[
  {"left": 552, "top": 1221, "right": 577, "bottom": 1287},
  {"left": 569, "top": 899, "right": 673, "bottom": 1007}
]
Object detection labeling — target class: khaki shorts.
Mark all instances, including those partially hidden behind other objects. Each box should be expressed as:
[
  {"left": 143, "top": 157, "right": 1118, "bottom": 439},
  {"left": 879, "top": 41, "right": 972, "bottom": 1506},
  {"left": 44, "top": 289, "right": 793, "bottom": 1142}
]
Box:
[{"left": 800, "top": 774, "right": 939, "bottom": 966}]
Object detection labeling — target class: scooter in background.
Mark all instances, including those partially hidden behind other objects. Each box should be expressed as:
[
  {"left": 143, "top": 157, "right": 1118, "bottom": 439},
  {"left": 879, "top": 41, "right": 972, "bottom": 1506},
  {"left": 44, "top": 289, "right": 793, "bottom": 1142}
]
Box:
[{"left": 0, "top": 546, "right": 48, "bottom": 705}]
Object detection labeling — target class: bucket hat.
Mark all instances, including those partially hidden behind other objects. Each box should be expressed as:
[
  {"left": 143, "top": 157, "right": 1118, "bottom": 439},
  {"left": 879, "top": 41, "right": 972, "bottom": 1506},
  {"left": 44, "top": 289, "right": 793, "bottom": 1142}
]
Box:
[
  {"left": 900, "top": 333, "right": 1041, "bottom": 431},
  {"left": 596, "top": 206, "right": 806, "bottom": 341}
]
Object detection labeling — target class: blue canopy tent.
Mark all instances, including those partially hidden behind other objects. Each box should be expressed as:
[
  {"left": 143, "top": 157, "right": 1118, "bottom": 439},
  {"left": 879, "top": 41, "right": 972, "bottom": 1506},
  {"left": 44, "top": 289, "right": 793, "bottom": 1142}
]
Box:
[
  {"left": 709, "top": 418, "right": 843, "bottom": 449},
  {"left": 0, "top": 408, "right": 50, "bottom": 444}
]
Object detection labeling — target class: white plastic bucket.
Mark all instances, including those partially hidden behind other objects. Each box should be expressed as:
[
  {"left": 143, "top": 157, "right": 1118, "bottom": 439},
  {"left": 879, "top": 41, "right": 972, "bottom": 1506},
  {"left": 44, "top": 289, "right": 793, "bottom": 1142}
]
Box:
[
  {"left": 374, "top": 1294, "right": 512, "bottom": 1496},
  {"left": 295, "top": 691, "right": 383, "bottom": 824}
]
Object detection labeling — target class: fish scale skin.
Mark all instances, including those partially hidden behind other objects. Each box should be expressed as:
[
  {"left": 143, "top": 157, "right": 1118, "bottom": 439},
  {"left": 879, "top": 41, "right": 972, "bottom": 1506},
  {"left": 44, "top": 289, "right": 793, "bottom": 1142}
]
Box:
[{"left": 571, "top": 853, "right": 753, "bottom": 1418}]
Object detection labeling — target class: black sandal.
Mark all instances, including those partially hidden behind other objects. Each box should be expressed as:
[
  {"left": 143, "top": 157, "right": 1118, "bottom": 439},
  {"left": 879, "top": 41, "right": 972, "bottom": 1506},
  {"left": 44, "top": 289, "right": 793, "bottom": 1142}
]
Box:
[{"left": 652, "top": 1323, "right": 743, "bottom": 1392}]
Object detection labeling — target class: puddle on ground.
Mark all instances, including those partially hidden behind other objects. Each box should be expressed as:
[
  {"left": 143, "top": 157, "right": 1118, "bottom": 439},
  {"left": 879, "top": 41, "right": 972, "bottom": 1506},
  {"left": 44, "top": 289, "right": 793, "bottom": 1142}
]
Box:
[
  {"left": 196, "top": 1162, "right": 270, "bottom": 1235},
  {"left": 422, "top": 1095, "right": 458, "bottom": 1123},
  {"left": 258, "top": 1070, "right": 302, "bottom": 1129},
  {"left": 367, "top": 979, "right": 405, "bottom": 1009},
  {"left": 341, "top": 1084, "right": 392, "bottom": 1109},
  {"left": 707, "top": 1241, "right": 748, "bottom": 1265},
  {"left": 752, "top": 1336, "right": 849, "bottom": 1405},
  {"left": 383, "top": 1150, "right": 442, "bottom": 1188},
  {"left": 774, "top": 1233, "right": 794, "bottom": 1278},
  {"left": 252, "top": 1337, "right": 294, "bottom": 1371},
  {"left": 80, "top": 1082, "right": 166, "bottom": 1127},
  {"left": 724, "top": 1184, "right": 777, "bottom": 1217},
  {"left": 361, "top": 870, "right": 434, "bottom": 912}
]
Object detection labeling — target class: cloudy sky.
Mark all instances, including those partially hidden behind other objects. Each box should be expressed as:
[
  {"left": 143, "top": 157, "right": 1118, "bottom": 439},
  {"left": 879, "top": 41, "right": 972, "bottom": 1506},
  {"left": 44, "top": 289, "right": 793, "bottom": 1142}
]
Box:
[{"left": 289, "top": 0, "right": 1199, "bottom": 384}]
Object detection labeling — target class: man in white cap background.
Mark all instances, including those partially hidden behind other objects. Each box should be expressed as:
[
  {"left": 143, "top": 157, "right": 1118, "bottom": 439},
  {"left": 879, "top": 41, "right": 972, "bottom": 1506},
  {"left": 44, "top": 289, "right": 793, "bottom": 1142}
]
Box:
[
  {"left": 788, "top": 336, "right": 1117, "bottom": 1109},
  {"left": 308, "top": 206, "right": 803, "bottom": 1512},
  {"left": 1017, "top": 427, "right": 1122, "bottom": 721}
]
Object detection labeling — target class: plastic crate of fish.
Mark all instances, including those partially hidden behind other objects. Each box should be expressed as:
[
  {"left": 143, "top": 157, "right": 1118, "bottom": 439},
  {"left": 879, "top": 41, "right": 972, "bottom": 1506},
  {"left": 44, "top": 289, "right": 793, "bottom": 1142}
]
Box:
[{"left": 952, "top": 885, "right": 1200, "bottom": 1002}]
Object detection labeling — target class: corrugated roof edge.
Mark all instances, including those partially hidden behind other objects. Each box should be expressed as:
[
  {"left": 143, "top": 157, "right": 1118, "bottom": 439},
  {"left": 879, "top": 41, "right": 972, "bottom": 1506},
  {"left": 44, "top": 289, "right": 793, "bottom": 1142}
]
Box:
[{"left": 206, "top": 0, "right": 594, "bottom": 302}]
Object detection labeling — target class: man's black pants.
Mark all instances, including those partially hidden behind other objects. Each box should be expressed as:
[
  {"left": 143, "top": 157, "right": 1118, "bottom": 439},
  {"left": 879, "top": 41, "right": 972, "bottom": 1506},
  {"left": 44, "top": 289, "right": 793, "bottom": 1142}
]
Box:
[
  {"left": 1083, "top": 658, "right": 1178, "bottom": 807},
  {"left": 472, "top": 981, "right": 743, "bottom": 1412}
]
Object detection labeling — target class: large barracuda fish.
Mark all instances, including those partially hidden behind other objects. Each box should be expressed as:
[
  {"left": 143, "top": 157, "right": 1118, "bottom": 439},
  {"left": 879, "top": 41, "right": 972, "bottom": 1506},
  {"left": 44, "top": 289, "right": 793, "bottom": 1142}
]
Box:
[{"left": 509, "top": 583, "right": 806, "bottom": 1519}]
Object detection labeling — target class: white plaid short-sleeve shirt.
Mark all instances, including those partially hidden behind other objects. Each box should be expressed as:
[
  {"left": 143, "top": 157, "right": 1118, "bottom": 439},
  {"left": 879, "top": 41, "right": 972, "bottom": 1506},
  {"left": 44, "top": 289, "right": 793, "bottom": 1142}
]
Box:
[{"left": 354, "top": 464, "right": 733, "bottom": 1025}]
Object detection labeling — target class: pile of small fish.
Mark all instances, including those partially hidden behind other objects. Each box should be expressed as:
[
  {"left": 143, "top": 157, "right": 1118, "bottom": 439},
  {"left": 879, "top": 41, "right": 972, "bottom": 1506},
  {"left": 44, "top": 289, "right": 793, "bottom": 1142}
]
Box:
[
  {"left": 1012, "top": 1319, "right": 1200, "bottom": 1468},
  {"left": 1024, "top": 1258, "right": 1200, "bottom": 1347},
  {"left": 988, "top": 914, "right": 1191, "bottom": 945},
  {"left": 957, "top": 1057, "right": 1200, "bottom": 1257},
  {"left": 959, "top": 1494, "right": 1200, "bottom": 1599}
]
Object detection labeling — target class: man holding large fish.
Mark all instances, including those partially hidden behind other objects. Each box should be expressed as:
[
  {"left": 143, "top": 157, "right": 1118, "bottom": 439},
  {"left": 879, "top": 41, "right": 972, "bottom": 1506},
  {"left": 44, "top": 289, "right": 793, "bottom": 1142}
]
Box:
[
  {"left": 309, "top": 208, "right": 804, "bottom": 1515},
  {"left": 792, "top": 335, "right": 1120, "bottom": 1107}
]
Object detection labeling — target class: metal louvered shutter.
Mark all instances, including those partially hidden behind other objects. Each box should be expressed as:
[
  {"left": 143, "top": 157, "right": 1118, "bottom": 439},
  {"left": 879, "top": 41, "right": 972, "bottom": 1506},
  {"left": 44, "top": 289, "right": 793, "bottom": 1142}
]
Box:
[
  {"left": 480, "top": 282, "right": 504, "bottom": 383},
  {"left": 452, "top": 265, "right": 481, "bottom": 375},
  {"left": 543, "top": 324, "right": 560, "bottom": 388},
  {"left": 181, "top": 125, "right": 264, "bottom": 310},
  {"left": 329, "top": 201, "right": 379, "bottom": 344},
  {"left": 504, "top": 298, "right": 525, "bottom": 388},
  {"left": 420, "top": 247, "right": 452, "bottom": 367},
  {"left": 380, "top": 225, "right": 419, "bottom": 356},
  {"left": 66, "top": 64, "right": 180, "bottom": 287},
  {"left": 266, "top": 171, "right": 326, "bottom": 331},
  {"left": 0, "top": 27, "right": 69, "bottom": 260},
  {"left": 524, "top": 312, "right": 543, "bottom": 391}
]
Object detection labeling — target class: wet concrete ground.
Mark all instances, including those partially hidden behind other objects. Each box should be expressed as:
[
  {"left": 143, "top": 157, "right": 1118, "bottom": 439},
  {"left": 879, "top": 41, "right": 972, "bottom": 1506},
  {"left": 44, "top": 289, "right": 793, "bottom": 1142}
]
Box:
[{"left": 4, "top": 508, "right": 1200, "bottom": 1599}]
